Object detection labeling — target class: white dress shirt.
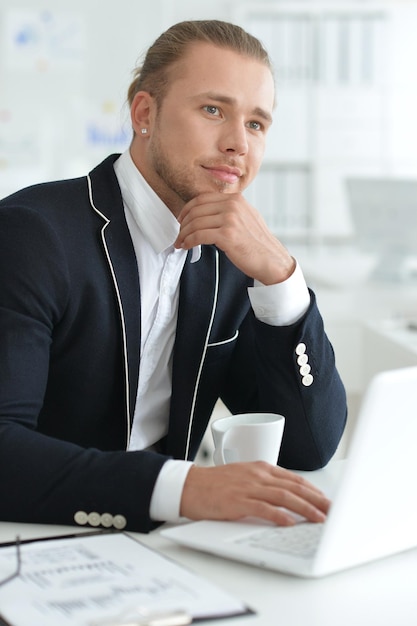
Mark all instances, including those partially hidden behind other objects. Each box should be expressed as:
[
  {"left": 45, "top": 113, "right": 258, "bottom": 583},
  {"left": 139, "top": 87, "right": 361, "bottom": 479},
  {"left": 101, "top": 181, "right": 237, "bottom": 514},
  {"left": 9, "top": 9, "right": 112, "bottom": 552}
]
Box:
[{"left": 114, "top": 149, "right": 310, "bottom": 522}]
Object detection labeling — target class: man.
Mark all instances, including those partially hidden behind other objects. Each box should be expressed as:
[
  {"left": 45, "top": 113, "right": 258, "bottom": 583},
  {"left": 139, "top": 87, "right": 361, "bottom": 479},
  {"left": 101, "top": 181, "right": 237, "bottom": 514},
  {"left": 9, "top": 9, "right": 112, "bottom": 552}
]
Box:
[{"left": 0, "top": 20, "right": 346, "bottom": 533}]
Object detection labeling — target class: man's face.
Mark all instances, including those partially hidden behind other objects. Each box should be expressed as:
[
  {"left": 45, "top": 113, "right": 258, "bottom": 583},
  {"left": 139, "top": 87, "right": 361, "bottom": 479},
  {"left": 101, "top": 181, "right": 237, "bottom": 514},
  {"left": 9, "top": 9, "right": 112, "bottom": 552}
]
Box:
[{"left": 136, "top": 42, "right": 275, "bottom": 216}]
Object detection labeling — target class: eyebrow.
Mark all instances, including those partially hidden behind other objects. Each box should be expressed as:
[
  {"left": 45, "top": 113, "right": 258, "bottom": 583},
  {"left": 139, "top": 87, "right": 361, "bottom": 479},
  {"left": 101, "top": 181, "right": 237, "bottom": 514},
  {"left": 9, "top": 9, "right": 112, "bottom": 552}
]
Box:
[{"left": 195, "top": 91, "right": 273, "bottom": 125}]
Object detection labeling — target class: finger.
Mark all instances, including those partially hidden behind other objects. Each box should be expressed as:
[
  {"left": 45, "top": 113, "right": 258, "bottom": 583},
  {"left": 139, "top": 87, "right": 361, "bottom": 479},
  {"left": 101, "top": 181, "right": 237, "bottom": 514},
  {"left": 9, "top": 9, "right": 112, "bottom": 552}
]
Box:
[
  {"left": 237, "top": 465, "right": 330, "bottom": 522},
  {"left": 178, "top": 192, "right": 236, "bottom": 223},
  {"left": 262, "top": 475, "right": 330, "bottom": 505},
  {"left": 178, "top": 200, "right": 220, "bottom": 226},
  {"left": 257, "top": 463, "right": 328, "bottom": 496},
  {"left": 213, "top": 486, "right": 327, "bottom": 526},
  {"left": 176, "top": 209, "right": 247, "bottom": 252},
  {"left": 239, "top": 500, "right": 299, "bottom": 526},
  {"left": 240, "top": 475, "right": 329, "bottom": 521},
  {"left": 229, "top": 461, "right": 329, "bottom": 498},
  {"left": 175, "top": 215, "right": 225, "bottom": 249},
  {"left": 262, "top": 484, "right": 329, "bottom": 521},
  {"left": 241, "top": 498, "right": 325, "bottom": 527}
]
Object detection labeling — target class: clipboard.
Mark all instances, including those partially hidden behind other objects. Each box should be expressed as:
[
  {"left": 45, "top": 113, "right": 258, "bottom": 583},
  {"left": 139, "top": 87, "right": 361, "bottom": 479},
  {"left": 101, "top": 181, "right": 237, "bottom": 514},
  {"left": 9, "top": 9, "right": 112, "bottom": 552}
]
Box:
[{"left": 0, "top": 531, "right": 254, "bottom": 625}]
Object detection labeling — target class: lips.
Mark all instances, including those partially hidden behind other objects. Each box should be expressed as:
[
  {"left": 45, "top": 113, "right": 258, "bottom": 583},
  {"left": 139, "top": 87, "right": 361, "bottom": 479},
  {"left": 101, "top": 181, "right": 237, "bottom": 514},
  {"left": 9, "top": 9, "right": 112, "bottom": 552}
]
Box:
[{"left": 202, "top": 164, "right": 242, "bottom": 184}]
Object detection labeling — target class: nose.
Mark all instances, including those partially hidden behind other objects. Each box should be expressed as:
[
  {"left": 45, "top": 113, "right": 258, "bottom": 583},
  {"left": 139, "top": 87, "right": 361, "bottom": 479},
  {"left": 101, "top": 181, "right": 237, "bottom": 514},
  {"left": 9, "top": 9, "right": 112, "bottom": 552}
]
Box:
[{"left": 219, "top": 121, "right": 248, "bottom": 156}]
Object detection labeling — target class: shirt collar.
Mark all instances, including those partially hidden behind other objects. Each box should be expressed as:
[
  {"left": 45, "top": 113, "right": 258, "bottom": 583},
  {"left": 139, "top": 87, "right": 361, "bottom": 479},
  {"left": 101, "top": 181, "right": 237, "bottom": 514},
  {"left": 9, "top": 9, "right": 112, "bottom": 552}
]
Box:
[{"left": 114, "top": 149, "right": 201, "bottom": 262}]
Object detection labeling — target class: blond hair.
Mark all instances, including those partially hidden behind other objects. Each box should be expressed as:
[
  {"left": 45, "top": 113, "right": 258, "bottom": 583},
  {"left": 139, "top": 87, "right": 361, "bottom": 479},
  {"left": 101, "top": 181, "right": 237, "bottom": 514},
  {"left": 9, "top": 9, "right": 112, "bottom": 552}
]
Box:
[{"left": 127, "top": 19, "right": 272, "bottom": 108}]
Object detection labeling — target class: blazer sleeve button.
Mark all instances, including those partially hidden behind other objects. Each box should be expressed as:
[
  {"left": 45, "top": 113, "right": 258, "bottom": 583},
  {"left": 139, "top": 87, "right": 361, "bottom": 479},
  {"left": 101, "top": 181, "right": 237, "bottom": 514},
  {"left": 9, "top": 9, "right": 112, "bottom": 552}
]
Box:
[
  {"left": 302, "top": 374, "right": 314, "bottom": 387},
  {"left": 295, "top": 342, "right": 306, "bottom": 355},
  {"left": 297, "top": 353, "right": 308, "bottom": 366},
  {"left": 74, "top": 510, "right": 88, "bottom": 525},
  {"left": 113, "top": 514, "right": 127, "bottom": 530},
  {"left": 87, "top": 512, "right": 101, "bottom": 527},
  {"left": 100, "top": 513, "right": 114, "bottom": 528}
]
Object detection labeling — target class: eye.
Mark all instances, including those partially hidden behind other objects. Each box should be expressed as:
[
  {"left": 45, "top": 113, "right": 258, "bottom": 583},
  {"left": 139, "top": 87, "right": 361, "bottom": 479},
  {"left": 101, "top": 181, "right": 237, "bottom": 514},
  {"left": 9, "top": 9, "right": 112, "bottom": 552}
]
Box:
[
  {"left": 203, "top": 105, "right": 221, "bottom": 116},
  {"left": 248, "top": 120, "right": 262, "bottom": 131}
]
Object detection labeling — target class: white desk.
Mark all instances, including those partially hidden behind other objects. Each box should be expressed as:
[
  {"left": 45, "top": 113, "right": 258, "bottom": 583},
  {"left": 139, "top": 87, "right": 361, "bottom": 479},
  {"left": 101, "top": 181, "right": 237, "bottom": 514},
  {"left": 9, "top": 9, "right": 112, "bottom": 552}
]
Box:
[{"left": 1, "top": 463, "right": 417, "bottom": 626}]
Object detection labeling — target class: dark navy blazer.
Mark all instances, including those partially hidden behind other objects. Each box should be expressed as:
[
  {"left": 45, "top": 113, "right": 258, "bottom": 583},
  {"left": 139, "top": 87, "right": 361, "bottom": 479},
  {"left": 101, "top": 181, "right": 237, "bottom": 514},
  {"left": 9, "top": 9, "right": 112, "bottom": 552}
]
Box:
[{"left": 0, "top": 155, "right": 347, "bottom": 532}]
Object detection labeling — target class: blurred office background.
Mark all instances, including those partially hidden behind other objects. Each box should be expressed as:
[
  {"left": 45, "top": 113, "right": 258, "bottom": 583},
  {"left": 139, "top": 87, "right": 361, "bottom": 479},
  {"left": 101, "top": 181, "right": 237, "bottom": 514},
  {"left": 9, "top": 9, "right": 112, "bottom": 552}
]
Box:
[{"left": 1, "top": 0, "right": 417, "bottom": 457}]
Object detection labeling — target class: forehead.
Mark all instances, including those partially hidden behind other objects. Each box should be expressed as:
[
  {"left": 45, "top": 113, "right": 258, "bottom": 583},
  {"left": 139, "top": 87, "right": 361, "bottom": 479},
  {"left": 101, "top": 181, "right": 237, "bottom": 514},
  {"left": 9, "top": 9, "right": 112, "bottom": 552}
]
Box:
[{"left": 166, "top": 41, "right": 275, "bottom": 112}]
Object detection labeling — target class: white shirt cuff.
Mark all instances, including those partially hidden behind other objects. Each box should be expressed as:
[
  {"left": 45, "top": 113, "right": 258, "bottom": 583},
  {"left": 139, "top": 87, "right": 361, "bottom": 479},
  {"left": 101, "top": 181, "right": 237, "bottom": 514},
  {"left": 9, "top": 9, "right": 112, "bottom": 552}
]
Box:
[
  {"left": 149, "top": 459, "right": 194, "bottom": 522},
  {"left": 247, "top": 260, "right": 310, "bottom": 326}
]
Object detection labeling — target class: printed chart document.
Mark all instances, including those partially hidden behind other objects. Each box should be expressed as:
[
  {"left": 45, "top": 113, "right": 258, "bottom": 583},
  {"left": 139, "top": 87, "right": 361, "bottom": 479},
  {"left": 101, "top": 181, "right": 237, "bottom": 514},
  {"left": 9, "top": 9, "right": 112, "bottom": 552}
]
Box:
[{"left": 0, "top": 532, "right": 251, "bottom": 625}]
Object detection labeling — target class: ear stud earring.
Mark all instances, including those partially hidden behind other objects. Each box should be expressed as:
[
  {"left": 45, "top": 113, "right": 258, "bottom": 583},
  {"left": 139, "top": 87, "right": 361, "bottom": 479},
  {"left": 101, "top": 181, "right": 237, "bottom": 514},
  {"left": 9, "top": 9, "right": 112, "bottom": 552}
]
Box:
[{"left": 141, "top": 128, "right": 148, "bottom": 135}]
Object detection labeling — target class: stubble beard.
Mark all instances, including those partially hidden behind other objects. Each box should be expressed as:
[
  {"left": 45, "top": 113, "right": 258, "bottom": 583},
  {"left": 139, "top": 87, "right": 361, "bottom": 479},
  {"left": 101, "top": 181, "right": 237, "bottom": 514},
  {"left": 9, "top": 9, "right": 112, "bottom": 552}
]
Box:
[{"left": 149, "top": 132, "right": 238, "bottom": 212}]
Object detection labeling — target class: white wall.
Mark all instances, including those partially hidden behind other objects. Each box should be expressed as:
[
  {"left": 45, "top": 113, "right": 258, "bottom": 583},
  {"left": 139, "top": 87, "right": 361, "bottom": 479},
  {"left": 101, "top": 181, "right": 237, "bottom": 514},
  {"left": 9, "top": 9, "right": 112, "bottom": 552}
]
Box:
[{"left": 0, "top": 0, "right": 163, "bottom": 194}]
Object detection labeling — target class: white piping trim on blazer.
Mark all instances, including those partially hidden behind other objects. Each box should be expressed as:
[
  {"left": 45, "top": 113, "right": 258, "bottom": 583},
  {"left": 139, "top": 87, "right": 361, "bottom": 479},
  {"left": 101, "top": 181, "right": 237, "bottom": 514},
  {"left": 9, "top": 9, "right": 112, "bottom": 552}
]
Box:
[
  {"left": 86, "top": 174, "right": 132, "bottom": 448},
  {"left": 207, "top": 329, "right": 239, "bottom": 348},
  {"left": 184, "top": 249, "right": 220, "bottom": 460}
]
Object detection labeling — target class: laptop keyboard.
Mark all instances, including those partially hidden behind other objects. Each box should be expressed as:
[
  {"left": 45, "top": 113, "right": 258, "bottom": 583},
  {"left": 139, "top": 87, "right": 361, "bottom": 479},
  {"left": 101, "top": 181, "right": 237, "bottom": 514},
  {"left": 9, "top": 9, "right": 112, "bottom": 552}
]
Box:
[{"left": 233, "top": 522, "right": 324, "bottom": 558}]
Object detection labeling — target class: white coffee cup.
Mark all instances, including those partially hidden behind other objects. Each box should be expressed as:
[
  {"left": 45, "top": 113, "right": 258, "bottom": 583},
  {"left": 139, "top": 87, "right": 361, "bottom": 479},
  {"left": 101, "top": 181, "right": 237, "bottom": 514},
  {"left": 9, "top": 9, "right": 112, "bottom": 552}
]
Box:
[{"left": 211, "top": 412, "right": 285, "bottom": 466}]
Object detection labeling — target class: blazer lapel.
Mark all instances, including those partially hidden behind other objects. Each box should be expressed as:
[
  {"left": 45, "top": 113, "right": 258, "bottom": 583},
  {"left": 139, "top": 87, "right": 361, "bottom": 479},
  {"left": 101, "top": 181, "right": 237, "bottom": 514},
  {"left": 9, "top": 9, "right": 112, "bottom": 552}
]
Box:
[
  {"left": 167, "top": 245, "right": 219, "bottom": 459},
  {"left": 88, "top": 156, "right": 141, "bottom": 441}
]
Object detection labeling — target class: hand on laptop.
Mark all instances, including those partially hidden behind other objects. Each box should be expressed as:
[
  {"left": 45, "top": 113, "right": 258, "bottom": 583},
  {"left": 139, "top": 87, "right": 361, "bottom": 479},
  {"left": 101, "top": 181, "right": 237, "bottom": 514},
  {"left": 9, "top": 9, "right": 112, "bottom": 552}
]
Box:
[{"left": 180, "top": 462, "right": 330, "bottom": 526}]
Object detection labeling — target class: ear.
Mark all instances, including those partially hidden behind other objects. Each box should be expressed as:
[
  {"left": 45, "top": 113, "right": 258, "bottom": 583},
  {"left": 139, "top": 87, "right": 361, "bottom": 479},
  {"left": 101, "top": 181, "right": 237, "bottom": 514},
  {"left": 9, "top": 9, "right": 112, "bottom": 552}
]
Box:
[{"left": 130, "top": 91, "right": 155, "bottom": 135}]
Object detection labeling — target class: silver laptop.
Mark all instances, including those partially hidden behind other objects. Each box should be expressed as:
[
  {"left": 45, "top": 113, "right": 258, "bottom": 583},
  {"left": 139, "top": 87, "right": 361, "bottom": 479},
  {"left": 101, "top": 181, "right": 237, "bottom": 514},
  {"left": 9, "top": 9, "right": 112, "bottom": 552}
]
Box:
[{"left": 162, "top": 366, "right": 417, "bottom": 578}]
